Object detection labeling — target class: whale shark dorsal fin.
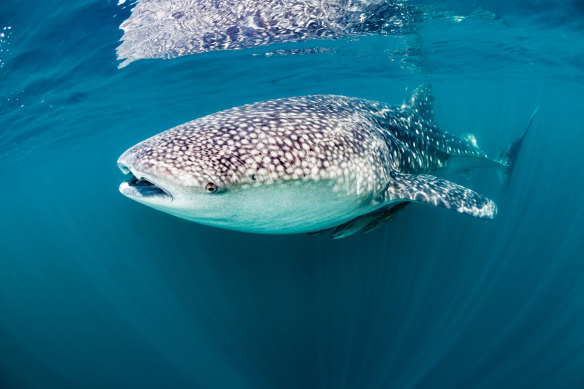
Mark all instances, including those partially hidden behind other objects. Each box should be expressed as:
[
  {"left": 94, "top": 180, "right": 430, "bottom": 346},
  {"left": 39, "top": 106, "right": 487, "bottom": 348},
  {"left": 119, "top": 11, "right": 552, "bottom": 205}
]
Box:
[
  {"left": 379, "top": 172, "right": 497, "bottom": 219},
  {"left": 407, "top": 83, "right": 435, "bottom": 122}
]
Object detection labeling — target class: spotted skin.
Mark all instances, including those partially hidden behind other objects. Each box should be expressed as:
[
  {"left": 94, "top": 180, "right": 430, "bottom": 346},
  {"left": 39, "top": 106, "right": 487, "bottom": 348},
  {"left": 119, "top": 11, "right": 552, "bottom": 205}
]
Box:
[{"left": 118, "top": 86, "right": 505, "bottom": 235}]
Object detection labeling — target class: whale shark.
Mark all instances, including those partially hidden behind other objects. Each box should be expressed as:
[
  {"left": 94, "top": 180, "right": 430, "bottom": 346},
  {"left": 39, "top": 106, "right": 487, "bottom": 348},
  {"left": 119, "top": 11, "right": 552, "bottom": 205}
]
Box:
[
  {"left": 117, "top": 85, "right": 535, "bottom": 238},
  {"left": 116, "top": 0, "right": 420, "bottom": 67}
]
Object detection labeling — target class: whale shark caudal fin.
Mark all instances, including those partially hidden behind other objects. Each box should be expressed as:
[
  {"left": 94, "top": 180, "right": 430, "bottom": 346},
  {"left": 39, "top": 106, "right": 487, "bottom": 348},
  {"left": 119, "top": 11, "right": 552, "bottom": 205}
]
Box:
[
  {"left": 406, "top": 83, "right": 435, "bottom": 122},
  {"left": 380, "top": 171, "right": 498, "bottom": 219},
  {"left": 497, "top": 106, "right": 540, "bottom": 186}
]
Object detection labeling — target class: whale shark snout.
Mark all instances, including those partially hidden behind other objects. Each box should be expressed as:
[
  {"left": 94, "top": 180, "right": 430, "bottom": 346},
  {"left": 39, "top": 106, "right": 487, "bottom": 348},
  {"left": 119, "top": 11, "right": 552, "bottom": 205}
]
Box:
[{"left": 117, "top": 151, "right": 174, "bottom": 204}]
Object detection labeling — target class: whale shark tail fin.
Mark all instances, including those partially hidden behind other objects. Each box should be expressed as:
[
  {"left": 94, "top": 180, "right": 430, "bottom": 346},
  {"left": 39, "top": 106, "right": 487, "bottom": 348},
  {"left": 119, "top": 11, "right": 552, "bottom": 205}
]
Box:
[{"left": 497, "top": 106, "right": 539, "bottom": 186}]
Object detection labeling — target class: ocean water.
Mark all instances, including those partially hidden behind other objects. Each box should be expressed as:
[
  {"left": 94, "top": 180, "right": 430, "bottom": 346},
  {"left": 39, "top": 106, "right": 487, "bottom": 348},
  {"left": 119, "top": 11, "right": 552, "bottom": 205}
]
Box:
[{"left": 1, "top": 0, "right": 584, "bottom": 388}]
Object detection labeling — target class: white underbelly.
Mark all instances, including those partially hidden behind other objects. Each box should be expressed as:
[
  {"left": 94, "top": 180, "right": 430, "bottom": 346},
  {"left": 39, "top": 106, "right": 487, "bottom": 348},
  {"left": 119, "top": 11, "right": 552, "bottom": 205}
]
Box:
[{"left": 182, "top": 180, "right": 375, "bottom": 234}]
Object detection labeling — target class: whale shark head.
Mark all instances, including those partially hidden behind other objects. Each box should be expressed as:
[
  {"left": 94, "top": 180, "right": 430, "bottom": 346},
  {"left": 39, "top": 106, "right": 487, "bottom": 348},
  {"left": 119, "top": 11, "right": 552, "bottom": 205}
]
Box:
[
  {"left": 117, "top": 133, "right": 258, "bottom": 229},
  {"left": 117, "top": 137, "right": 354, "bottom": 234},
  {"left": 116, "top": 98, "right": 373, "bottom": 234}
]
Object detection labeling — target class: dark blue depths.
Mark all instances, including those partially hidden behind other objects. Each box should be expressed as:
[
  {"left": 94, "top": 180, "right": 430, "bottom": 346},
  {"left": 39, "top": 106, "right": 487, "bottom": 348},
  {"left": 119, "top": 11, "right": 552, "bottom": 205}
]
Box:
[{"left": 1, "top": 0, "right": 584, "bottom": 388}]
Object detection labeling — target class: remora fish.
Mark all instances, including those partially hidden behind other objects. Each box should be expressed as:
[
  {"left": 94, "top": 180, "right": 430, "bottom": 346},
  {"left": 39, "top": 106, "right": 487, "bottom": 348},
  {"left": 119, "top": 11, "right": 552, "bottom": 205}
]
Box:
[
  {"left": 116, "top": 0, "right": 419, "bottom": 67},
  {"left": 117, "top": 85, "right": 536, "bottom": 238}
]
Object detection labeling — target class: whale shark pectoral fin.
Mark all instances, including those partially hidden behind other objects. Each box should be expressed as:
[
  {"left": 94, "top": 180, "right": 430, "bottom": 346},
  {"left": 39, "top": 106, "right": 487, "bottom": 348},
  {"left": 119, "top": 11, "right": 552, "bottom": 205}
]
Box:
[
  {"left": 407, "top": 83, "right": 435, "bottom": 122},
  {"left": 379, "top": 172, "right": 498, "bottom": 219}
]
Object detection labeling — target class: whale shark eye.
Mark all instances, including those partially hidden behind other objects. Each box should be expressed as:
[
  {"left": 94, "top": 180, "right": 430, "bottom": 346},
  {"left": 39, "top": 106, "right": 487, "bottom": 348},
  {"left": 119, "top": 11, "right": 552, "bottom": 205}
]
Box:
[{"left": 205, "top": 182, "right": 217, "bottom": 193}]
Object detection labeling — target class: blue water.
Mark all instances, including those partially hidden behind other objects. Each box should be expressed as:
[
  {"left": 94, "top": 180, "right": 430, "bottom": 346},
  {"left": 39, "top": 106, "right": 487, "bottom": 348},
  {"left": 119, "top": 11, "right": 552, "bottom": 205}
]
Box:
[{"left": 1, "top": 0, "right": 584, "bottom": 388}]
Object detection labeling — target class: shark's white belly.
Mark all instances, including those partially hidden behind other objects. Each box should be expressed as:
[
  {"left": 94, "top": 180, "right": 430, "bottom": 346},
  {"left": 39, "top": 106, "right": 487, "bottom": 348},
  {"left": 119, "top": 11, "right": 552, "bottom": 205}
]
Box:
[{"left": 168, "top": 180, "right": 375, "bottom": 234}]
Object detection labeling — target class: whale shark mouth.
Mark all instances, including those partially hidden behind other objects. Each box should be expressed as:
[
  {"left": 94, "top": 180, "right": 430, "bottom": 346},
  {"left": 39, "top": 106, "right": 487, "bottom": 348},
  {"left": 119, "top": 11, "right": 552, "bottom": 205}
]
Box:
[{"left": 118, "top": 168, "right": 172, "bottom": 200}]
